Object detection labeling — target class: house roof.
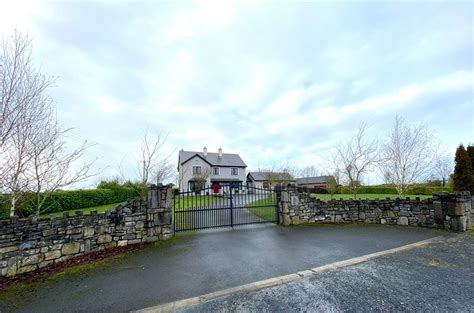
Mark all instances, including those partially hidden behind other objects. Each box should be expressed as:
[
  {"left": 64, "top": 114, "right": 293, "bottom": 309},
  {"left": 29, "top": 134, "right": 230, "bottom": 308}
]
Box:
[
  {"left": 296, "top": 176, "right": 331, "bottom": 185},
  {"left": 247, "top": 172, "right": 295, "bottom": 182},
  {"left": 179, "top": 150, "right": 247, "bottom": 167}
]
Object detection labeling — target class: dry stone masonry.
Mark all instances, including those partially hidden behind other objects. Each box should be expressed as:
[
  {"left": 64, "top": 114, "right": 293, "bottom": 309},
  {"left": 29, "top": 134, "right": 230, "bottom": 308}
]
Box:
[
  {"left": 1, "top": 184, "right": 471, "bottom": 279},
  {"left": 278, "top": 188, "right": 471, "bottom": 232},
  {"left": 0, "top": 184, "right": 173, "bottom": 278}
]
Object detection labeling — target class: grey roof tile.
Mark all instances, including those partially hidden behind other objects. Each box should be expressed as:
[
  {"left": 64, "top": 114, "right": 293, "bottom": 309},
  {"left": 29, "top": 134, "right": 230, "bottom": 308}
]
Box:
[
  {"left": 295, "top": 176, "right": 330, "bottom": 184},
  {"left": 179, "top": 150, "right": 247, "bottom": 167},
  {"left": 247, "top": 172, "right": 295, "bottom": 182}
]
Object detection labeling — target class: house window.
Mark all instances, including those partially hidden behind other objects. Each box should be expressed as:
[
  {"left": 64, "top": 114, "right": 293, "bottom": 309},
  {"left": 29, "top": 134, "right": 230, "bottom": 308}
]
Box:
[
  {"left": 213, "top": 167, "right": 220, "bottom": 175},
  {"left": 192, "top": 166, "right": 202, "bottom": 175},
  {"left": 231, "top": 168, "right": 238, "bottom": 176}
]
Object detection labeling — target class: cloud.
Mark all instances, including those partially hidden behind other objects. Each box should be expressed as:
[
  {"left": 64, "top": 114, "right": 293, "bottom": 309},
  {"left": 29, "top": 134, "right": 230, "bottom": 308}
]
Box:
[
  {"left": 164, "top": 0, "right": 241, "bottom": 43},
  {"left": 342, "top": 70, "right": 473, "bottom": 115},
  {"left": 0, "top": 0, "right": 472, "bottom": 186}
]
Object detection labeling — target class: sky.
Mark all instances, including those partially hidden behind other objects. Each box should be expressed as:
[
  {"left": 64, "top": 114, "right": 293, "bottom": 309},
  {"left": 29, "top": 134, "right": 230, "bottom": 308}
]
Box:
[{"left": 0, "top": 0, "right": 473, "bottom": 187}]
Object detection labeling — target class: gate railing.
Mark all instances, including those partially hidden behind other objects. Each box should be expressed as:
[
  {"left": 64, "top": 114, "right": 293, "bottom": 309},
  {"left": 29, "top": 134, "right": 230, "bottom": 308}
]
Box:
[{"left": 173, "top": 183, "right": 278, "bottom": 232}]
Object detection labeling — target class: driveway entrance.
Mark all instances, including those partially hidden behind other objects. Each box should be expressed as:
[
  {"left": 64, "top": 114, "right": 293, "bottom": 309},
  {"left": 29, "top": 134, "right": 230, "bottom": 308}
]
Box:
[
  {"left": 0, "top": 225, "right": 447, "bottom": 313},
  {"left": 174, "top": 184, "right": 277, "bottom": 232}
]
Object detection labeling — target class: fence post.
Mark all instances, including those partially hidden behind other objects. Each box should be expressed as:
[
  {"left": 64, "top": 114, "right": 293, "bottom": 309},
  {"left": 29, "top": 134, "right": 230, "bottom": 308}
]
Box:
[
  {"left": 229, "top": 185, "right": 234, "bottom": 227},
  {"left": 275, "top": 185, "right": 281, "bottom": 224}
]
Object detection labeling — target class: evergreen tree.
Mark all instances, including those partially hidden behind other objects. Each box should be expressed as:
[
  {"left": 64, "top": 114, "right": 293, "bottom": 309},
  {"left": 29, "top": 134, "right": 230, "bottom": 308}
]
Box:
[
  {"left": 467, "top": 145, "right": 474, "bottom": 193},
  {"left": 467, "top": 145, "right": 474, "bottom": 169},
  {"left": 453, "top": 144, "right": 473, "bottom": 192}
]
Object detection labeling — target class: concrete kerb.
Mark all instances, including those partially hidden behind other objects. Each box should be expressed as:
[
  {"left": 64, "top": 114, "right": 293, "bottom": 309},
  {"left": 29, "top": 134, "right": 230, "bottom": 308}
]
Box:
[{"left": 133, "top": 235, "right": 446, "bottom": 313}]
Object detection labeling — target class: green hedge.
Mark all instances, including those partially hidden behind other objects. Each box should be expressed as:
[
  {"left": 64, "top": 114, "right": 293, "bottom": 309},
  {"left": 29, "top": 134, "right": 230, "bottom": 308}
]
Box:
[
  {"left": 0, "top": 187, "right": 139, "bottom": 219},
  {"left": 338, "top": 186, "right": 452, "bottom": 195}
]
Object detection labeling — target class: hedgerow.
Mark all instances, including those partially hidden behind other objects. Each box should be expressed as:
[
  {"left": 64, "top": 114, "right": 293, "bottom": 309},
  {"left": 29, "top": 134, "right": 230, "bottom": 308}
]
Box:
[{"left": 0, "top": 187, "right": 139, "bottom": 219}]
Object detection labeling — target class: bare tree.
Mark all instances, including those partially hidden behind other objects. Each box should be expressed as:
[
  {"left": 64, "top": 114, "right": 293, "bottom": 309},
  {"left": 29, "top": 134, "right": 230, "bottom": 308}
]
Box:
[
  {"left": 255, "top": 169, "right": 294, "bottom": 189},
  {"left": 381, "top": 116, "right": 439, "bottom": 196},
  {"left": 335, "top": 122, "right": 379, "bottom": 198},
  {"left": 298, "top": 165, "right": 320, "bottom": 178},
  {"left": 1, "top": 31, "right": 52, "bottom": 147},
  {"left": 325, "top": 176, "right": 338, "bottom": 198},
  {"left": 434, "top": 155, "right": 453, "bottom": 190},
  {"left": 26, "top": 111, "right": 97, "bottom": 216},
  {"left": 1, "top": 31, "right": 97, "bottom": 216},
  {"left": 154, "top": 159, "right": 174, "bottom": 184},
  {"left": 324, "top": 169, "right": 341, "bottom": 198},
  {"left": 0, "top": 32, "right": 55, "bottom": 216},
  {"left": 192, "top": 167, "right": 211, "bottom": 189},
  {"left": 137, "top": 131, "right": 173, "bottom": 186},
  {"left": 1, "top": 112, "right": 33, "bottom": 216}
]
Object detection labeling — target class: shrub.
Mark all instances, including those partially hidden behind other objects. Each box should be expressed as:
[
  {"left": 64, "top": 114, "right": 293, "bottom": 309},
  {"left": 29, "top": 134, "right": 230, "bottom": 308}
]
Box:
[{"left": 0, "top": 187, "right": 139, "bottom": 218}]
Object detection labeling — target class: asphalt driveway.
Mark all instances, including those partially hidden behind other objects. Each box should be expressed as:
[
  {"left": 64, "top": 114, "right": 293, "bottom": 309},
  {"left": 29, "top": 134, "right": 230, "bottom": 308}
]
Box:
[
  {"left": 186, "top": 232, "right": 474, "bottom": 312},
  {"left": 0, "top": 224, "right": 447, "bottom": 313}
]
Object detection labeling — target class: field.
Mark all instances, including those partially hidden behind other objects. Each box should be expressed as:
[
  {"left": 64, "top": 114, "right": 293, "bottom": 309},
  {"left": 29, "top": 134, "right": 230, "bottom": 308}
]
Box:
[{"left": 311, "top": 194, "right": 432, "bottom": 200}]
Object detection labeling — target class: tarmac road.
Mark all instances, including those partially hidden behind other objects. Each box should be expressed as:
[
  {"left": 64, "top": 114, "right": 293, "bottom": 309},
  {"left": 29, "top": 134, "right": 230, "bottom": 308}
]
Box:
[{"left": 0, "top": 224, "right": 448, "bottom": 313}]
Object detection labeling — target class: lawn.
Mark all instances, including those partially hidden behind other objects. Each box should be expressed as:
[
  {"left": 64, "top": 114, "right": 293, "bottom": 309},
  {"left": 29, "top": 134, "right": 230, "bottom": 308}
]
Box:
[
  {"left": 40, "top": 195, "right": 222, "bottom": 219},
  {"left": 247, "top": 196, "right": 277, "bottom": 222},
  {"left": 310, "top": 194, "right": 432, "bottom": 200},
  {"left": 41, "top": 203, "right": 121, "bottom": 218},
  {"left": 173, "top": 195, "right": 222, "bottom": 212}
]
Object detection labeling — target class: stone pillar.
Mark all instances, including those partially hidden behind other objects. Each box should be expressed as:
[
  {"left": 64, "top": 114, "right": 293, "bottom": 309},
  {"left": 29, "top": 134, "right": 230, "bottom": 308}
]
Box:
[
  {"left": 159, "top": 184, "right": 173, "bottom": 227},
  {"left": 147, "top": 184, "right": 159, "bottom": 210},
  {"left": 471, "top": 196, "right": 474, "bottom": 225},
  {"left": 433, "top": 192, "right": 448, "bottom": 225},
  {"left": 449, "top": 192, "right": 471, "bottom": 232},
  {"left": 279, "top": 187, "right": 291, "bottom": 226},
  {"left": 146, "top": 184, "right": 174, "bottom": 241},
  {"left": 434, "top": 191, "right": 471, "bottom": 232}
]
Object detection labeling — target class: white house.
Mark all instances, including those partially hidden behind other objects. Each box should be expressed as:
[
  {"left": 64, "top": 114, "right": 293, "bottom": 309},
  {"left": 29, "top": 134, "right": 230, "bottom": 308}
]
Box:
[{"left": 178, "top": 147, "right": 247, "bottom": 192}]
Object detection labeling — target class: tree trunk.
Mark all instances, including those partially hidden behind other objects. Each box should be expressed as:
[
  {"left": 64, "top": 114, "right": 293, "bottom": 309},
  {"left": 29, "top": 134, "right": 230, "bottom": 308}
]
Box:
[{"left": 10, "top": 196, "right": 16, "bottom": 217}]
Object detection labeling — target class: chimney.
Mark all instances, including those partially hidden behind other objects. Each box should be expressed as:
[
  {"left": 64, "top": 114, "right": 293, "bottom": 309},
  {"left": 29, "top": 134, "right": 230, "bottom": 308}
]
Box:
[
  {"left": 218, "top": 147, "right": 222, "bottom": 157},
  {"left": 203, "top": 146, "right": 207, "bottom": 157}
]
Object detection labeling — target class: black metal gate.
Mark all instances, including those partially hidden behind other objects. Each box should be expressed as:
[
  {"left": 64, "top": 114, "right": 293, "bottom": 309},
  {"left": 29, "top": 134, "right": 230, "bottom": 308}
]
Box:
[{"left": 173, "top": 183, "right": 278, "bottom": 232}]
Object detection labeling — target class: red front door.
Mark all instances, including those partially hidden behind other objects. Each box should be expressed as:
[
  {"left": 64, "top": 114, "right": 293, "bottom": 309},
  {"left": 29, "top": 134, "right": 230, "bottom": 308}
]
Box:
[{"left": 212, "top": 183, "right": 221, "bottom": 194}]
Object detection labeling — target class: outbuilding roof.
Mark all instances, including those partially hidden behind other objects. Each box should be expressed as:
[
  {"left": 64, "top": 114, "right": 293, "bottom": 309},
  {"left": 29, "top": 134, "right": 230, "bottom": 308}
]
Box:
[
  {"left": 247, "top": 172, "right": 295, "bottom": 182},
  {"left": 296, "top": 176, "right": 331, "bottom": 185}
]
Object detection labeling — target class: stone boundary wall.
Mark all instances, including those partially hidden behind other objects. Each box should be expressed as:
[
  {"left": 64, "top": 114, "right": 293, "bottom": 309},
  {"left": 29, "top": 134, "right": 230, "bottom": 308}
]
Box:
[
  {"left": 0, "top": 184, "right": 173, "bottom": 278},
  {"left": 278, "top": 189, "right": 471, "bottom": 232}
]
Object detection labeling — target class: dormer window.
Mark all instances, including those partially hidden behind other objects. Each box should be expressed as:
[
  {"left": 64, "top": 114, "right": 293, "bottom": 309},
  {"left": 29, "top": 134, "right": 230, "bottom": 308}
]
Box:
[{"left": 213, "top": 167, "right": 220, "bottom": 175}]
